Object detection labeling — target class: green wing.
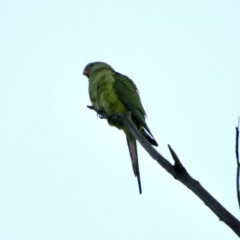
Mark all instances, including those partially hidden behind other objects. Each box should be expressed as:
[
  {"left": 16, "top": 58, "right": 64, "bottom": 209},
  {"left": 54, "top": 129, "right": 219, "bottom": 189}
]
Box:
[{"left": 113, "top": 72, "right": 154, "bottom": 137}]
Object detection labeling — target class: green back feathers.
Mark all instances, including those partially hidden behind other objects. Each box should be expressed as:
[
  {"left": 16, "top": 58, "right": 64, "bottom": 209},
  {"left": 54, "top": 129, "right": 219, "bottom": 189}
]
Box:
[
  {"left": 113, "top": 73, "right": 145, "bottom": 124},
  {"left": 113, "top": 72, "right": 155, "bottom": 138}
]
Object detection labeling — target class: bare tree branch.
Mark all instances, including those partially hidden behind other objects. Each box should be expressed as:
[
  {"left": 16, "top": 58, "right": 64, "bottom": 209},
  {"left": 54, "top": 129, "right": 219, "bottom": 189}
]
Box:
[{"left": 87, "top": 106, "right": 240, "bottom": 237}]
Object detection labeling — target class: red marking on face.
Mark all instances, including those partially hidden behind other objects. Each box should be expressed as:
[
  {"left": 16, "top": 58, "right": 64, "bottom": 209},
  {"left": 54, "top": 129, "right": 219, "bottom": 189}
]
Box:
[{"left": 83, "top": 68, "right": 89, "bottom": 77}]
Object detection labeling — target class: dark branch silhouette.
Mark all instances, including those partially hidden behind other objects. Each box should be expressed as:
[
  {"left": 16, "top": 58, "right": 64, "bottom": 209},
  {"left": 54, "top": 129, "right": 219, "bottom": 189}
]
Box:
[
  {"left": 236, "top": 117, "right": 240, "bottom": 210},
  {"left": 87, "top": 106, "right": 240, "bottom": 237}
]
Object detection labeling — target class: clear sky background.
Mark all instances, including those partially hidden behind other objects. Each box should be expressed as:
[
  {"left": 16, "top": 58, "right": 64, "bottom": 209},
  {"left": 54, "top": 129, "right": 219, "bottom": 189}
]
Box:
[{"left": 0, "top": 1, "right": 240, "bottom": 239}]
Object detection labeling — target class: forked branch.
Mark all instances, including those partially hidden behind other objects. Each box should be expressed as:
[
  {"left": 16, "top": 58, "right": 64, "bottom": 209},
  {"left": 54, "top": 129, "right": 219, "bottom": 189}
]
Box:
[{"left": 87, "top": 106, "right": 240, "bottom": 237}]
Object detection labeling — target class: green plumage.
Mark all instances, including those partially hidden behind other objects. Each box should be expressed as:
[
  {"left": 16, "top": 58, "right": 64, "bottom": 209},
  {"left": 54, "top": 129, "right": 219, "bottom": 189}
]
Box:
[{"left": 83, "top": 62, "right": 158, "bottom": 194}]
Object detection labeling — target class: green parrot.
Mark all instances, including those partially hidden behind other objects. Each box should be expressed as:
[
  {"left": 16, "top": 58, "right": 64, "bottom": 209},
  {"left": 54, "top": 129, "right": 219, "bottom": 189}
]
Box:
[{"left": 83, "top": 62, "right": 158, "bottom": 194}]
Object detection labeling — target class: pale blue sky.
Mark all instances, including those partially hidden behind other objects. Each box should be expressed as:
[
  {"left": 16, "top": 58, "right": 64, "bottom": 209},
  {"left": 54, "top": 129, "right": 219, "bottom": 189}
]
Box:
[{"left": 0, "top": 1, "right": 240, "bottom": 239}]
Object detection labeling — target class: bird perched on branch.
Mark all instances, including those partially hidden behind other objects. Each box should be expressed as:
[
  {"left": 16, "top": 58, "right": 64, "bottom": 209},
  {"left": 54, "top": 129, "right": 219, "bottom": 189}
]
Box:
[{"left": 83, "top": 62, "right": 158, "bottom": 194}]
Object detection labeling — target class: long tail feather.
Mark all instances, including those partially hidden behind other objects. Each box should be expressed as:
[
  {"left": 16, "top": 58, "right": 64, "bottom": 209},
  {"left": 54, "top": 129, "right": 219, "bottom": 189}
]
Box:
[{"left": 126, "top": 137, "right": 142, "bottom": 194}]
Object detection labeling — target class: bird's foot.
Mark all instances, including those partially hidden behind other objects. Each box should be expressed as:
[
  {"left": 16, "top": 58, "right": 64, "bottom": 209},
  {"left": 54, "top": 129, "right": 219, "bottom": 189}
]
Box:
[{"left": 97, "top": 110, "right": 105, "bottom": 119}]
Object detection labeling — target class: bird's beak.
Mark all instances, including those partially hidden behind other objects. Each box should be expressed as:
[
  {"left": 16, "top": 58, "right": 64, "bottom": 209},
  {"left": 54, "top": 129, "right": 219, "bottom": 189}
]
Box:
[{"left": 83, "top": 68, "right": 89, "bottom": 77}]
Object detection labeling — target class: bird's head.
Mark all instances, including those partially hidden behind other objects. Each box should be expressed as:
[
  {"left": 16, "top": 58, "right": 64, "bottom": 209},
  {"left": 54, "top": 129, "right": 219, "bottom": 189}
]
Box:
[{"left": 83, "top": 62, "right": 113, "bottom": 78}]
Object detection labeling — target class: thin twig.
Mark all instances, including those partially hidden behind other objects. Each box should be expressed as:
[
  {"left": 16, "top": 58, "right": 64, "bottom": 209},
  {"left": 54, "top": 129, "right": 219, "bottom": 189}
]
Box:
[{"left": 236, "top": 117, "right": 240, "bottom": 209}]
